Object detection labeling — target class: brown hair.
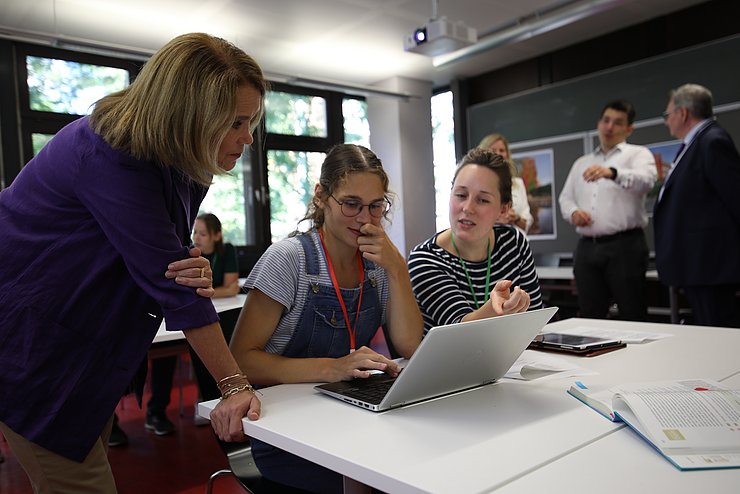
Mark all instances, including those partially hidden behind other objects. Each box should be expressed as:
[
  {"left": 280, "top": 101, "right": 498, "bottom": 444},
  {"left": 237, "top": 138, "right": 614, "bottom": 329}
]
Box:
[
  {"left": 196, "top": 213, "right": 224, "bottom": 256},
  {"left": 90, "top": 32, "right": 268, "bottom": 185},
  {"left": 453, "top": 147, "right": 513, "bottom": 205},
  {"left": 296, "top": 144, "right": 391, "bottom": 232}
]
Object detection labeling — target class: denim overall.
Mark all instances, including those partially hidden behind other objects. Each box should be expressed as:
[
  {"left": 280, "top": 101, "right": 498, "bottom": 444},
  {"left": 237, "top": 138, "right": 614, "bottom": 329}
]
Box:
[{"left": 251, "top": 232, "right": 382, "bottom": 493}]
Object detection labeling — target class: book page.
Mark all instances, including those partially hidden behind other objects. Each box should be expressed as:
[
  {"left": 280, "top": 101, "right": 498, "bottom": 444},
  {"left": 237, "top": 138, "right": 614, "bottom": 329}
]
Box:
[{"left": 613, "top": 380, "right": 740, "bottom": 453}]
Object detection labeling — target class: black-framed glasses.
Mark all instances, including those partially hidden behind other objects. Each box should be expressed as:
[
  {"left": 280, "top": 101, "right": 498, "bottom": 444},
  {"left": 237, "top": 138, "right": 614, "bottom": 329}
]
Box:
[{"left": 330, "top": 195, "right": 390, "bottom": 218}]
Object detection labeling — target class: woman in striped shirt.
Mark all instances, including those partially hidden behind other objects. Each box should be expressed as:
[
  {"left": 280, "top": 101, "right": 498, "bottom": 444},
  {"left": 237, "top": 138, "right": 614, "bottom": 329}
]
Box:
[{"left": 408, "top": 147, "right": 543, "bottom": 333}]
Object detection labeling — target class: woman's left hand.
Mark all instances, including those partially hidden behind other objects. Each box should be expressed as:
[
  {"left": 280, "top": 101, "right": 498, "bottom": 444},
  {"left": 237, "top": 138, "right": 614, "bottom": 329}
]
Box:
[
  {"left": 165, "top": 247, "right": 214, "bottom": 298},
  {"left": 209, "top": 388, "right": 261, "bottom": 442}
]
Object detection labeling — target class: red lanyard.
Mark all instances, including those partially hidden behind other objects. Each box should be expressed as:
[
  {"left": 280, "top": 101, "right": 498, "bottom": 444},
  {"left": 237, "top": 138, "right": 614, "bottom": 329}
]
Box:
[{"left": 318, "top": 229, "right": 365, "bottom": 352}]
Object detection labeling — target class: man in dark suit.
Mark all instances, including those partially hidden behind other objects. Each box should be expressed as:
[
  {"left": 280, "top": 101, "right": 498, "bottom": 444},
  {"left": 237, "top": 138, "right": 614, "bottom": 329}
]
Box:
[{"left": 654, "top": 84, "right": 740, "bottom": 327}]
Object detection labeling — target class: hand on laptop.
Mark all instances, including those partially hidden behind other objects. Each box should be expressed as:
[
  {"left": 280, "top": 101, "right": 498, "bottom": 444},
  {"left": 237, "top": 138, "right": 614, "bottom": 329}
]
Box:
[
  {"left": 490, "top": 280, "right": 530, "bottom": 315},
  {"left": 332, "top": 346, "right": 402, "bottom": 381}
]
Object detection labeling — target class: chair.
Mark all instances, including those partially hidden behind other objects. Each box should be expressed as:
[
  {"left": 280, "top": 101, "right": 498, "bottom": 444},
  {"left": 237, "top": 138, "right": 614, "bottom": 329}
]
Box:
[
  {"left": 205, "top": 440, "right": 313, "bottom": 494},
  {"left": 206, "top": 440, "right": 261, "bottom": 494}
]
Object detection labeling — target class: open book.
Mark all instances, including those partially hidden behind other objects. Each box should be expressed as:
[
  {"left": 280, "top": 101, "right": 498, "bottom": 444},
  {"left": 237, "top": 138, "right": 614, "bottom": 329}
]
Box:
[{"left": 568, "top": 379, "right": 740, "bottom": 470}]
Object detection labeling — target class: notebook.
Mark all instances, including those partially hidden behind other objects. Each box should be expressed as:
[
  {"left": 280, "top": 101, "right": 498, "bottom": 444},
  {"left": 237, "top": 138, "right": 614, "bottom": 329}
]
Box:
[{"left": 315, "top": 306, "right": 558, "bottom": 411}]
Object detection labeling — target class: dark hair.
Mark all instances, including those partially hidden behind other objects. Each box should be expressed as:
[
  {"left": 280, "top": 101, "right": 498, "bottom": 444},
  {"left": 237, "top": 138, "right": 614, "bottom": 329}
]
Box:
[
  {"left": 601, "top": 99, "right": 636, "bottom": 124},
  {"left": 196, "top": 213, "right": 224, "bottom": 256},
  {"left": 670, "top": 83, "right": 714, "bottom": 119},
  {"left": 453, "top": 148, "right": 512, "bottom": 205},
  {"left": 296, "top": 144, "right": 391, "bottom": 232}
]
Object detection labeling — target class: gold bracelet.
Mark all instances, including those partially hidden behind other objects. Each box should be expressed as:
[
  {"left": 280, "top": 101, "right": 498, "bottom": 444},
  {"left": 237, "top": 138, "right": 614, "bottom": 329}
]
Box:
[
  {"left": 221, "top": 383, "right": 257, "bottom": 400},
  {"left": 217, "top": 373, "right": 244, "bottom": 386}
]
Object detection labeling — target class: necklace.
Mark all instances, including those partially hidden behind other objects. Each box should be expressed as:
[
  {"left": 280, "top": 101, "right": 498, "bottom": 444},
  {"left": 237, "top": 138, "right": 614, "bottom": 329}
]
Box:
[
  {"left": 318, "top": 229, "right": 365, "bottom": 352},
  {"left": 450, "top": 230, "right": 492, "bottom": 310}
]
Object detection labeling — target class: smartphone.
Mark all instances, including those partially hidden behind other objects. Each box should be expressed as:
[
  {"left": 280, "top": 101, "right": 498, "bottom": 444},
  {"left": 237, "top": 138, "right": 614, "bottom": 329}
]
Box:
[{"left": 529, "top": 333, "right": 623, "bottom": 354}]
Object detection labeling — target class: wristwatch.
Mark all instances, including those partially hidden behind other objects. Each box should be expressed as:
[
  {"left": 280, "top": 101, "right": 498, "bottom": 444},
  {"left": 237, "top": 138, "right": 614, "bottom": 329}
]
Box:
[{"left": 609, "top": 167, "right": 618, "bottom": 180}]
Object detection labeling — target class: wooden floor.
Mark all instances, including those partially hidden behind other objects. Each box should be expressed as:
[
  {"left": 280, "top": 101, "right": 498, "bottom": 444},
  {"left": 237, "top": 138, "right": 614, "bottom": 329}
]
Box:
[{"left": 0, "top": 356, "right": 247, "bottom": 494}]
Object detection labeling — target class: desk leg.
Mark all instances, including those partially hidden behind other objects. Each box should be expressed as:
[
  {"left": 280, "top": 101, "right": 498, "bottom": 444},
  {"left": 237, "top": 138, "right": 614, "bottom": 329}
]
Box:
[
  {"left": 669, "top": 286, "right": 679, "bottom": 324},
  {"left": 343, "top": 476, "right": 372, "bottom": 494}
]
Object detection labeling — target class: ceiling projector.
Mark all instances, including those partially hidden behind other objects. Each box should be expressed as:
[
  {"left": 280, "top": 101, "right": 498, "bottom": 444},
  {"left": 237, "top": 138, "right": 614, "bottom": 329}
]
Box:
[{"left": 404, "top": 17, "right": 477, "bottom": 57}]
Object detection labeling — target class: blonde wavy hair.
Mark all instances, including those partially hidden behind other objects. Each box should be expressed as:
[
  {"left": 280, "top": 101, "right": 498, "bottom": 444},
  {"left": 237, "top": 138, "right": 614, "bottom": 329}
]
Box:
[{"left": 90, "top": 33, "right": 268, "bottom": 185}]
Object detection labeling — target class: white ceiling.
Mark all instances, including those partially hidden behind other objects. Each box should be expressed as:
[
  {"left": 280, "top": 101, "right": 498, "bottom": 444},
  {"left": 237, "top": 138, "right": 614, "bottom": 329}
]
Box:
[{"left": 0, "top": 0, "right": 708, "bottom": 90}]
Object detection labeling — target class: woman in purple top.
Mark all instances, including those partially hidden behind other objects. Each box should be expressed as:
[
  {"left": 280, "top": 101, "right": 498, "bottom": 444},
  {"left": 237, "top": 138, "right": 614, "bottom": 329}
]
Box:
[{"left": 0, "top": 33, "right": 265, "bottom": 493}]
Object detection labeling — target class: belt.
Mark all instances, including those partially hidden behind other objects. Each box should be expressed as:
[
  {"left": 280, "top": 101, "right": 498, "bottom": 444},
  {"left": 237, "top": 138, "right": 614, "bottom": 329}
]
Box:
[{"left": 580, "top": 228, "right": 642, "bottom": 243}]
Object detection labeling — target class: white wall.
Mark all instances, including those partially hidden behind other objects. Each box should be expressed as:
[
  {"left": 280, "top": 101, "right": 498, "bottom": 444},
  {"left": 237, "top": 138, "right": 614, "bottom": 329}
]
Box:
[{"left": 367, "top": 76, "right": 436, "bottom": 258}]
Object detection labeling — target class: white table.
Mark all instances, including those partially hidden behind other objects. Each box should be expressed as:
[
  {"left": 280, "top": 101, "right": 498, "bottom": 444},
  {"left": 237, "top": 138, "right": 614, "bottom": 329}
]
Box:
[
  {"left": 200, "top": 318, "right": 740, "bottom": 494},
  {"left": 152, "top": 293, "right": 246, "bottom": 344},
  {"left": 535, "top": 266, "right": 658, "bottom": 280}
]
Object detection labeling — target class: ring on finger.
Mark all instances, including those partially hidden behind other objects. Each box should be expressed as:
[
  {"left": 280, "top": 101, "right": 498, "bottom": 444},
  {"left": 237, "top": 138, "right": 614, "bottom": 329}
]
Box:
[{"left": 200, "top": 267, "right": 205, "bottom": 278}]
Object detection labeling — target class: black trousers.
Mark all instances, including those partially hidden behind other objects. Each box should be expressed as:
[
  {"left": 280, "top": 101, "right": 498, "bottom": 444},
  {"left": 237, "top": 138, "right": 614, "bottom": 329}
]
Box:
[
  {"left": 146, "top": 355, "right": 177, "bottom": 415},
  {"left": 574, "top": 228, "right": 648, "bottom": 321},
  {"left": 683, "top": 284, "right": 740, "bottom": 328}
]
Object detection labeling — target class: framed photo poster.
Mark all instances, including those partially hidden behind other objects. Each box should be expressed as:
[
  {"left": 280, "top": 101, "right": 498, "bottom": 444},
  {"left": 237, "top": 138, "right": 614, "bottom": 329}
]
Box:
[{"left": 511, "top": 148, "right": 556, "bottom": 240}]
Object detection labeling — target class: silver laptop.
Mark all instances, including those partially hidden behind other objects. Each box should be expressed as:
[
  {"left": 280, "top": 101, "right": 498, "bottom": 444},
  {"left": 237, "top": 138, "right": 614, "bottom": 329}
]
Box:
[{"left": 315, "top": 306, "right": 558, "bottom": 411}]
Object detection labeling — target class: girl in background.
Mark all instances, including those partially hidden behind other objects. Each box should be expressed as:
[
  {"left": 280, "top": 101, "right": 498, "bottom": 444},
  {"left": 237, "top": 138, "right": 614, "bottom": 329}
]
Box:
[{"left": 193, "top": 213, "right": 240, "bottom": 298}]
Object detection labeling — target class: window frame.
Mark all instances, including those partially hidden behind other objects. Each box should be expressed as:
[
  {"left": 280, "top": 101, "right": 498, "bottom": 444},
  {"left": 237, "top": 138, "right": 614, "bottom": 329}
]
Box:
[
  {"left": 0, "top": 42, "right": 365, "bottom": 268},
  {"left": 14, "top": 43, "right": 142, "bottom": 165}
]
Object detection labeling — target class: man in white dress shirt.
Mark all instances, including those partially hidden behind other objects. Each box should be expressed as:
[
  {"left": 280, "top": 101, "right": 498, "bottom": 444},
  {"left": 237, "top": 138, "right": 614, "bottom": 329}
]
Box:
[{"left": 559, "top": 100, "right": 657, "bottom": 320}]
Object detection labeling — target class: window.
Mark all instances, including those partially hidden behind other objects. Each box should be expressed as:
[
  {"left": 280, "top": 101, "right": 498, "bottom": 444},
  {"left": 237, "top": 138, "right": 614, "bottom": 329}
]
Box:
[
  {"left": 2, "top": 42, "right": 367, "bottom": 256},
  {"left": 265, "top": 91, "right": 327, "bottom": 137},
  {"left": 266, "top": 150, "right": 325, "bottom": 241},
  {"left": 198, "top": 155, "right": 253, "bottom": 246},
  {"left": 31, "top": 133, "right": 54, "bottom": 156},
  {"left": 200, "top": 84, "right": 368, "bottom": 249},
  {"left": 431, "top": 90, "right": 456, "bottom": 231},
  {"left": 14, "top": 44, "right": 139, "bottom": 166},
  {"left": 26, "top": 56, "right": 128, "bottom": 115},
  {"left": 342, "top": 98, "right": 370, "bottom": 147}
]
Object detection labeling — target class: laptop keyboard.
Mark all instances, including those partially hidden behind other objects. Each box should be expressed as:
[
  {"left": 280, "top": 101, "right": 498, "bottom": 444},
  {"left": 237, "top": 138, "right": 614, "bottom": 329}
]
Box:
[{"left": 342, "top": 375, "right": 396, "bottom": 404}]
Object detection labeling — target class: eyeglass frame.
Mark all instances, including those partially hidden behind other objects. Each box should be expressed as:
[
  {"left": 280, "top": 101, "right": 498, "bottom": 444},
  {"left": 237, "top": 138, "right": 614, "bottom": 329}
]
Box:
[
  {"left": 329, "top": 194, "right": 391, "bottom": 218},
  {"left": 662, "top": 106, "right": 682, "bottom": 120}
]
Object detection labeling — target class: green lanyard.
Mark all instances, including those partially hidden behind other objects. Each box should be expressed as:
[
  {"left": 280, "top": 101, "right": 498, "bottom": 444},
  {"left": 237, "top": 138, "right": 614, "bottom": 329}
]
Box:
[{"left": 450, "top": 230, "right": 492, "bottom": 310}]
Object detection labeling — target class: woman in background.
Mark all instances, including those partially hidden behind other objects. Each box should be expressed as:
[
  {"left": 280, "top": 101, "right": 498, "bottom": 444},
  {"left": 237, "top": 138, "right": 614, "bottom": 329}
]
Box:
[
  {"left": 408, "top": 147, "right": 543, "bottom": 334},
  {"left": 230, "top": 143, "right": 423, "bottom": 493},
  {"left": 479, "top": 133, "right": 534, "bottom": 233},
  {"left": 194, "top": 213, "right": 240, "bottom": 298}
]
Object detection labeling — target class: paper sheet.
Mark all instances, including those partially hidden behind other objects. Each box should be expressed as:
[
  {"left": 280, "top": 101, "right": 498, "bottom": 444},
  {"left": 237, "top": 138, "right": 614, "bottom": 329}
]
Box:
[{"left": 504, "top": 350, "right": 598, "bottom": 380}]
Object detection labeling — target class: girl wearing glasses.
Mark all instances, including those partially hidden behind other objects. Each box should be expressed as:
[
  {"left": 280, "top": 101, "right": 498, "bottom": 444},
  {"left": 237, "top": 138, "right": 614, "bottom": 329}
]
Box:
[
  {"left": 230, "top": 143, "right": 423, "bottom": 493},
  {"left": 408, "top": 147, "right": 543, "bottom": 334}
]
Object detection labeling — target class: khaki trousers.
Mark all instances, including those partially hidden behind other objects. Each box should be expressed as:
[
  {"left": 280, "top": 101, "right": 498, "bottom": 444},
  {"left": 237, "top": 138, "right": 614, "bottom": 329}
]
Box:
[{"left": 0, "top": 417, "right": 117, "bottom": 494}]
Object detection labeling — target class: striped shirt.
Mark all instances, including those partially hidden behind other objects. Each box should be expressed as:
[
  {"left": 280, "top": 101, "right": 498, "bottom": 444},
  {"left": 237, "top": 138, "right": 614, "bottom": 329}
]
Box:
[
  {"left": 244, "top": 230, "right": 389, "bottom": 354},
  {"left": 408, "top": 225, "right": 543, "bottom": 333}
]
